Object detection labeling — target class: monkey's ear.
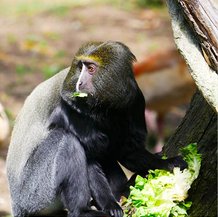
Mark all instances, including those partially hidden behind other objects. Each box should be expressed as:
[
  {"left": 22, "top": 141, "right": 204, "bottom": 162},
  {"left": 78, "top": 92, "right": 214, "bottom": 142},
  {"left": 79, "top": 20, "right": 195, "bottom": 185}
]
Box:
[
  {"left": 131, "top": 53, "right": 137, "bottom": 63},
  {"left": 115, "top": 41, "right": 137, "bottom": 63}
]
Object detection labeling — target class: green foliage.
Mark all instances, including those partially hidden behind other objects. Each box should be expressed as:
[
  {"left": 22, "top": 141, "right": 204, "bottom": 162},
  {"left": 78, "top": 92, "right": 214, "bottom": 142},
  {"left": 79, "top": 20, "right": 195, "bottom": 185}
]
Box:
[
  {"left": 122, "top": 143, "right": 201, "bottom": 217},
  {"left": 47, "top": 5, "right": 71, "bottom": 16},
  {"left": 0, "top": 0, "right": 149, "bottom": 17},
  {"left": 136, "top": 0, "right": 165, "bottom": 8},
  {"left": 42, "top": 65, "right": 62, "bottom": 79},
  {"left": 3, "top": 107, "right": 15, "bottom": 128},
  {"left": 43, "top": 32, "right": 61, "bottom": 41},
  {"left": 7, "top": 33, "right": 17, "bottom": 45},
  {"left": 0, "top": 0, "right": 123, "bottom": 17},
  {"left": 23, "top": 35, "right": 49, "bottom": 52},
  {"left": 0, "top": 0, "right": 79, "bottom": 16},
  {"left": 55, "top": 50, "right": 67, "bottom": 58},
  {"left": 72, "top": 92, "right": 88, "bottom": 98},
  {"left": 15, "top": 65, "right": 29, "bottom": 76}
]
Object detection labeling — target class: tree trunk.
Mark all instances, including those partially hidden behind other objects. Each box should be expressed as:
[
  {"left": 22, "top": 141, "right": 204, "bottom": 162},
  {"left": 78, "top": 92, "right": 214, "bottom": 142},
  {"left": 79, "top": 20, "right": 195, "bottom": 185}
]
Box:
[
  {"left": 165, "top": 0, "right": 217, "bottom": 214},
  {"left": 164, "top": 91, "right": 217, "bottom": 216}
]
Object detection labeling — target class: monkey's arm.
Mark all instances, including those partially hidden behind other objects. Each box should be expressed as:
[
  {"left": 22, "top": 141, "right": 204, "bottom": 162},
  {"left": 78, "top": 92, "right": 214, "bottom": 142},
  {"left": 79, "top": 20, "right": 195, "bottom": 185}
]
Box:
[
  {"left": 118, "top": 104, "right": 187, "bottom": 173},
  {"left": 118, "top": 147, "right": 186, "bottom": 173},
  {"left": 88, "top": 160, "right": 123, "bottom": 217}
]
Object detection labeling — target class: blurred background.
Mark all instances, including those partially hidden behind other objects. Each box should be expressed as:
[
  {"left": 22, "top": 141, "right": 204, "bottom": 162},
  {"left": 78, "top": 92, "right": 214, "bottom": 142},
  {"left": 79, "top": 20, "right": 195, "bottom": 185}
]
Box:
[{"left": 0, "top": 0, "right": 196, "bottom": 216}]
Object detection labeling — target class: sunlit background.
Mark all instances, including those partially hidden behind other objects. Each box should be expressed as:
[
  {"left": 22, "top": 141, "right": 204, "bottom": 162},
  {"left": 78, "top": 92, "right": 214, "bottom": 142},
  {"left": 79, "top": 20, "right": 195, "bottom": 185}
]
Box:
[{"left": 0, "top": 1, "right": 195, "bottom": 216}]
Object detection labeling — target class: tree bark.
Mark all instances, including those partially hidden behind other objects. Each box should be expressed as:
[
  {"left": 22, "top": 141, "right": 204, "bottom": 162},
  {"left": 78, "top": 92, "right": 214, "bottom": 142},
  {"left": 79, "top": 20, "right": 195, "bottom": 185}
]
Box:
[
  {"left": 164, "top": 91, "right": 217, "bottom": 216},
  {"left": 178, "top": 0, "right": 218, "bottom": 71},
  {"left": 165, "top": 0, "right": 217, "bottom": 216},
  {"left": 167, "top": 0, "right": 218, "bottom": 112}
]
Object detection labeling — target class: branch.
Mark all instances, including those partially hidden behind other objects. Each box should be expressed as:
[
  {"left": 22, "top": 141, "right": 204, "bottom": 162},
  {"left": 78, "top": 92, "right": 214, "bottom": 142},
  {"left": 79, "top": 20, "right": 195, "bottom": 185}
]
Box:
[
  {"left": 178, "top": 0, "right": 218, "bottom": 70},
  {"left": 166, "top": 0, "right": 218, "bottom": 112}
]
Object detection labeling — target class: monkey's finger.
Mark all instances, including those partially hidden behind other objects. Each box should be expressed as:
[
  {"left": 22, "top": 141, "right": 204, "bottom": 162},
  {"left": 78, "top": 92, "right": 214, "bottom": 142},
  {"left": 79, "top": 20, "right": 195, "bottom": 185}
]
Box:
[
  {"left": 110, "top": 209, "right": 116, "bottom": 216},
  {"left": 114, "top": 210, "right": 119, "bottom": 217},
  {"left": 117, "top": 209, "right": 123, "bottom": 217},
  {"left": 111, "top": 209, "right": 123, "bottom": 217},
  {"left": 109, "top": 210, "right": 113, "bottom": 216},
  {"left": 111, "top": 210, "right": 116, "bottom": 217}
]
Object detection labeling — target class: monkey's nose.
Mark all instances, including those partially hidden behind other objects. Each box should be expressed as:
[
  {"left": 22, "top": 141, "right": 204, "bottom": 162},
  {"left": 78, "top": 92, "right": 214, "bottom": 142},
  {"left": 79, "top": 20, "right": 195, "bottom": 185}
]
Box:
[{"left": 76, "top": 80, "right": 84, "bottom": 92}]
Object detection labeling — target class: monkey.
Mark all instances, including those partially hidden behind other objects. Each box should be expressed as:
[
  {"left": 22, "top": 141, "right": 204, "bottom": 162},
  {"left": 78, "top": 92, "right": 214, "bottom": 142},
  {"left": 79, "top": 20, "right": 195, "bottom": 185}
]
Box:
[
  {"left": 6, "top": 41, "right": 187, "bottom": 217},
  {"left": 7, "top": 69, "right": 120, "bottom": 217}
]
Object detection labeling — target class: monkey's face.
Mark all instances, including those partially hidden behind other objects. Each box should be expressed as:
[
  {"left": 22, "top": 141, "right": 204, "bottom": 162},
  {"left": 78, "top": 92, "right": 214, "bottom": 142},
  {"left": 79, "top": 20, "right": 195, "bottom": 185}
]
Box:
[
  {"left": 75, "top": 59, "right": 99, "bottom": 95},
  {"left": 62, "top": 41, "right": 138, "bottom": 108}
]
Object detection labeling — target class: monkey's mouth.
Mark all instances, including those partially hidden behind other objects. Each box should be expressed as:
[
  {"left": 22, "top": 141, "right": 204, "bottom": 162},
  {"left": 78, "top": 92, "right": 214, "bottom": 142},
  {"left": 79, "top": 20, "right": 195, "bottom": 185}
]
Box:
[{"left": 72, "top": 92, "right": 88, "bottom": 98}]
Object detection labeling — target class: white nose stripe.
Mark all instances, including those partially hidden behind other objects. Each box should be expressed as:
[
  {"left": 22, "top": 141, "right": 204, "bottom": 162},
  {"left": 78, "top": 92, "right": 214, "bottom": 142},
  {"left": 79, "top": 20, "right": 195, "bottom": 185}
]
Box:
[{"left": 76, "top": 64, "right": 85, "bottom": 92}]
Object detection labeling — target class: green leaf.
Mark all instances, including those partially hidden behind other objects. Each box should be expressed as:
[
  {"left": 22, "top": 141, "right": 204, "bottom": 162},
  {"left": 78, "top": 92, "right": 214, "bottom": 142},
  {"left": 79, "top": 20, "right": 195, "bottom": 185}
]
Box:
[
  {"left": 72, "top": 92, "right": 88, "bottom": 98},
  {"left": 122, "top": 143, "right": 201, "bottom": 217}
]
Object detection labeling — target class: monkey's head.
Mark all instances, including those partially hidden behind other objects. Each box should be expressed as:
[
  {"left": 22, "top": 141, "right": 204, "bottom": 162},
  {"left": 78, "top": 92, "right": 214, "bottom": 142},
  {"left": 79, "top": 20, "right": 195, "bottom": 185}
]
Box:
[{"left": 62, "top": 41, "right": 139, "bottom": 110}]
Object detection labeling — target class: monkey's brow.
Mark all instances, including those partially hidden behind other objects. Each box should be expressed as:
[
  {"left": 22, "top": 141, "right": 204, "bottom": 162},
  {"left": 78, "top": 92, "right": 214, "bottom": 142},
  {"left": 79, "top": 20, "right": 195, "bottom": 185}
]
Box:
[{"left": 76, "top": 55, "right": 102, "bottom": 65}]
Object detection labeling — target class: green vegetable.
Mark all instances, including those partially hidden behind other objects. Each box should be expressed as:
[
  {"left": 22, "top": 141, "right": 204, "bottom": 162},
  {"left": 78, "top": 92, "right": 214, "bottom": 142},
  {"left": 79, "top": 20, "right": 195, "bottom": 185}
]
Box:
[
  {"left": 72, "top": 92, "right": 88, "bottom": 98},
  {"left": 121, "top": 143, "right": 201, "bottom": 217}
]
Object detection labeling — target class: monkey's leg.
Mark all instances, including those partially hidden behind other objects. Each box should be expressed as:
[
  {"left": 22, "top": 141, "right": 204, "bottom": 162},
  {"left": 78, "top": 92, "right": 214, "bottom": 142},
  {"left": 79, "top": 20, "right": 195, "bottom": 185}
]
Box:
[
  {"left": 9, "top": 129, "right": 68, "bottom": 217},
  {"left": 55, "top": 134, "right": 109, "bottom": 217},
  {"left": 100, "top": 160, "right": 128, "bottom": 200},
  {"left": 88, "top": 160, "right": 123, "bottom": 217}
]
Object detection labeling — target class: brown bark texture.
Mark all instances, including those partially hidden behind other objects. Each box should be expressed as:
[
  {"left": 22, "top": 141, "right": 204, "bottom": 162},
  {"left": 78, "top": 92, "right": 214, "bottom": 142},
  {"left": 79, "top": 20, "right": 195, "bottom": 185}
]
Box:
[
  {"left": 178, "top": 0, "right": 218, "bottom": 71},
  {"left": 164, "top": 91, "right": 217, "bottom": 216}
]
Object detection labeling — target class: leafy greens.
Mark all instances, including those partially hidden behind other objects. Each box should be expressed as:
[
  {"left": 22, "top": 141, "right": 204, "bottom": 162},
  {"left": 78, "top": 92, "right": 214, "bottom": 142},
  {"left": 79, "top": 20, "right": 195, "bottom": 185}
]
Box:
[
  {"left": 72, "top": 92, "right": 88, "bottom": 98},
  {"left": 121, "top": 143, "right": 201, "bottom": 217}
]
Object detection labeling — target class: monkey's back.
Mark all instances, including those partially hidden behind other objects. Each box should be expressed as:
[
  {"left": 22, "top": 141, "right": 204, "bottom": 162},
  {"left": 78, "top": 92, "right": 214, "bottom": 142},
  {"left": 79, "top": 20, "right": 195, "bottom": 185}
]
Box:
[{"left": 6, "top": 68, "right": 69, "bottom": 214}]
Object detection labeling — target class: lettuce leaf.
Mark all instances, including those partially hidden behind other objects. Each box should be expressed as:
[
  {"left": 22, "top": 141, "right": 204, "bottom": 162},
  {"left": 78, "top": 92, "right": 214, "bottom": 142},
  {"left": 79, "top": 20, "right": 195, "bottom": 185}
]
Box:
[
  {"left": 121, "top": 143, "right": 201, "bottom": 217},
  {"left": 72, "top": 92, "right": 88, "bottom": 97}
]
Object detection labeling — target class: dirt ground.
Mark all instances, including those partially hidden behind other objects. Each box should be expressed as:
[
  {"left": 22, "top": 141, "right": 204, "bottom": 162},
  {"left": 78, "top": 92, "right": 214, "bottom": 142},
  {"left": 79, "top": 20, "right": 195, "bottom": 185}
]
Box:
[{"left": 0, "top": 2, "right": 180, "bottom": 216}]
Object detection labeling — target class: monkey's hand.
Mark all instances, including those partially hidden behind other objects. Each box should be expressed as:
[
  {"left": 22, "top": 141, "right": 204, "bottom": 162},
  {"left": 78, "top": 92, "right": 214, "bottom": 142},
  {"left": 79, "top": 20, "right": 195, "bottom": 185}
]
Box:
[
  {"left": 167, "top": 156, "right": 188, "bottom": 172},
  {"left": 103, "top": 201, "right": 123, "bottom": 217}
]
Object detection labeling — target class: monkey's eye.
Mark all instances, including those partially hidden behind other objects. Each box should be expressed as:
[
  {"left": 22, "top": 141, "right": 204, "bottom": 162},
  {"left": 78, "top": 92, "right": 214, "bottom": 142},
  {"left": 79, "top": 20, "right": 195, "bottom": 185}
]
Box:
[{"left": 87, "top": 64, "right": 97, "bottom": 75}]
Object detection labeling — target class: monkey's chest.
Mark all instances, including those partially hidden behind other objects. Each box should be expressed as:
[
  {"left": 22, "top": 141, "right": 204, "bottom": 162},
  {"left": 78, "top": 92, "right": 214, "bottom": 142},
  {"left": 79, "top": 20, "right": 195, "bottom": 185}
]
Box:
[
  {"left": 69, "top": 112, "right": 128, "bottom": 157},
  {"left": 106, "top": 121, "right": 129, "bottom": 153}
]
